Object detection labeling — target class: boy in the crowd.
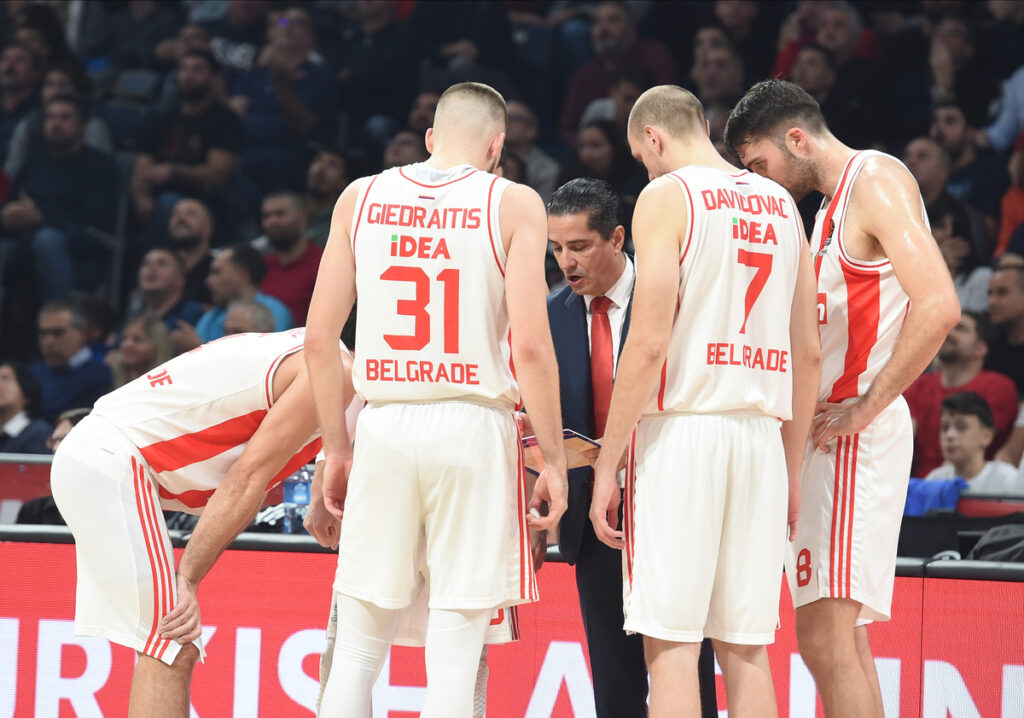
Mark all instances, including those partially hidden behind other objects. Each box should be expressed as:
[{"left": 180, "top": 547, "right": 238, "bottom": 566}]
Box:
[{"left": 926, "top": 392, "right": 1023, "bottom": 491}]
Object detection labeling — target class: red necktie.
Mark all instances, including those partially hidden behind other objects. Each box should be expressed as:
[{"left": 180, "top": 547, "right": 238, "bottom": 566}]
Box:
[{"left": 590, "top": 296, "right": 613, "bottom": 438}]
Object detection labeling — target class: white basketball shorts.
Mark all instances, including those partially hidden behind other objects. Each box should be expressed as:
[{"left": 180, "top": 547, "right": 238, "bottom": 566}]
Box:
[
  {"left": 623, "top": 412, "right": 788, "bottom": 644},
  {"left": 785, "top": 396, "right": 913, "bottom": 623},
  {"left": 50, "top": 415, "right": 205, "bottom": 665},
  {"left": 334, "top": 401, "right": 537, "bottom": 611}
]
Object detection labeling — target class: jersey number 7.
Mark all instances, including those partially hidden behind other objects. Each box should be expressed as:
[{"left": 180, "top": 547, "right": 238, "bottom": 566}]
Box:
[
  {"left": 737, "top": 249, "right": 772, "bottom": 334},
  {"left": 381, "top": 266, "right": 460, "bottom": 353}
]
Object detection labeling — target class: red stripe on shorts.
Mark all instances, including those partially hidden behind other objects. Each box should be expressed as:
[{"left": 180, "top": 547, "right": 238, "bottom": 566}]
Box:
[
  {"left": 142, "top": 460, "right": 175, "bottom": 660},
  {"left": 133, "top": 457, "right": 163, "bottom": 657},
  {"left": 845, "top": 433, "right": 859, "bottom": 598},
  {"left": 515, "top": 424, "right": 529, "bottom": 601},
  {"left": 624, "top": 430, "right": 637, "bottom": 588},
  {"left": 829, "top": 437, "right": 844, "bottom": 597}
]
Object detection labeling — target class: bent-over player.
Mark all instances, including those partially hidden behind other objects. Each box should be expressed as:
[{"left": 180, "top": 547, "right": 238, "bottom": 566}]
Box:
[
  {"left": 590, "top": 85, "right": 820, "bottom": 718},
  {"left": 50, "top": 329, "right": 352, "bottom": 718},
  {"left": 305, "top": 82, "right": 567, "bottom": 718},
  {"left": 725, "top": 80, "right": 960, "bottom": 717}
]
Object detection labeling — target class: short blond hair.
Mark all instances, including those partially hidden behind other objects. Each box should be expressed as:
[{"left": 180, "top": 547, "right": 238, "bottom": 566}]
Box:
[
  {"left": 628, "top": 85, "right": 706, "bottom": 141},
  {"left": 433, "top": 82, "right": 507, "bottom": 139}
]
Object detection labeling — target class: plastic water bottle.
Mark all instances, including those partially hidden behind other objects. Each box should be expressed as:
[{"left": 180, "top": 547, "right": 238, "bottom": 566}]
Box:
[{"left": 282, "top": 465, "right": 313, "bottom": 534}]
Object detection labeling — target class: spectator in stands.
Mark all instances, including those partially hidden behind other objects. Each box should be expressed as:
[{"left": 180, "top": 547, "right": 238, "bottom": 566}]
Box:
[
  {"left": 30, "top": 300, "right": 111, "bottom": 423},
  {"left": 790, "top": 43, "right": 871, "bottom": 149},
  {"left": 0, "top": 42, "right": 41, "bottom": 166},
  {"left": 407, "top": 90, "right": 440, "bottom": 135},
  {"left": 11, "top": 4, "right": 77, "bottom": 69},
  {"left": 106, "top": 315, "right": 172, "bottom": 390},
  {"left": 497, "top": 148, "right": 526, "bottom": 184},
  {"left": 128, "top": 248, "right": 205, "bottom": 333},
  {"left": 5, "top": 61, "right": 113, "bottom": 179},
  {"left": 1, "top": 94, "right": 117, "bottom": 303},
  {"left": 82, "top": 0, "right": 181, "bottom": 71},
  {"left": 167, "top": 198, "right": 215, "bottom": 305},
  {"left": 905, "top": 312, "right": 1018, "bottom": 477},
  {"left": 0, "top": 360, "right": 51, "bottom": 454},
  {"left": 996, "top": 136, "right": 1024, "bottom": 257},
  {"left": 188, "top": 244, "right": 292, "bottom": 347},
  {"left": 78, "top": 297, "right": 118, "bottom": 362},
  {"left": 258, "top": 191, "right": 322, "bottom": 324},
  {"left": 505, "top": 101, "right": 559, "bottom": 203},
  {"left": 927, "top": 16, "right": 998, "bottom": 129},
  {"left": 382, "top": 130, "right": 428, "bottom": 170},
  {"left": 978, "top": 65, "right": 1024, "bottom": 155},
  {"left": 223, "top": 298, "right": 276, "bottom": 336},
  {"left": 689, "top": 43, "right": 744, "bottom": 108},
  {"left": 578, "top": 66, "right": 650, "bottom": 134},
  {"left": 411, "top": 0, "right": 516, "bottom": 84},
  {"left": 713, "top": 0, "right": 776, "bottom": 81},
  {"left": 925, "top": 392, "right": 1022, "bottom": 491},
  {"left": 132, "top": 50, "right": 242, "bottom": 239},
  {"left": 995, "top": 404, "right": 1024, "bottom": 470},
  {"left": 230, "top": 5, "right": 337, "bottom": 193},
  {"left": 985, "top": 266, "right": 1024, "bottom": 396},
  {"left": 931, "top": 102, "right": 1009, "bottom": 243},
  {"left": 203, "top": 0, "right": 269, "bottom": 88},
  {"left": 334, "top": 1, "right": 419, "bottom": 150},
  {"left": 152, "top": 23, "right": 215, "bottom": 113},
  {"left": 16, "top": 406, "right": 91, "bottom": 526},
  {"left": 305, "top": 148, "right": 349, "bottom": 249},
  {"left": 559, "top": 1, "right": 675, "bottom": 145},
  {"left": 928, "top": 194, "right": 992, "bottom": 313}
]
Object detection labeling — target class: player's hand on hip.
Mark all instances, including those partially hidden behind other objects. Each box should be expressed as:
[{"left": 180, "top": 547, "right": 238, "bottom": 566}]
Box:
[
  {"left": 589, "top": 468, "right": 623, "bottom": 549},
  {"left": 323, "top": 452, "right": 352, "bottom": 521},
  {"left": 304, "top": 492, "right": 341, "bottom": 550},
  {"left": 812, "top": 400, "right": 870, "bottom": 452},
  {"left": 528, "top": 467, "right": 567, "bottom": 532},
  {"left": 159, "top": 575, "right": 202, "bottom": 644}
]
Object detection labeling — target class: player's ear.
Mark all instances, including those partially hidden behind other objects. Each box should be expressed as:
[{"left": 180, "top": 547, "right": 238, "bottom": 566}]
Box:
[
  {"left": 424, "top": 128, "right": 435, "bottom": 154},
  {"left": 489, "top": 131, "right": 506, "bottom": 163},
  {"left": 785, "top": 127, "right": 807, "bottom": 156}
]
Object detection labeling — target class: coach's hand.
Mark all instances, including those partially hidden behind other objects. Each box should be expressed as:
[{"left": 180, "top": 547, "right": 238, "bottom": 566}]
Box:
[
  {"left": 159, "top": 575, "right": 202, "bottom": 644},
  {"left": 589, "top": 466, "right": 624, "bottom": 549},
  {"left": 812, "top": 400, "right": 872, "bottom": 452},
  {"left": 322, "top": 452, "right": 352, "bottom": 521}
]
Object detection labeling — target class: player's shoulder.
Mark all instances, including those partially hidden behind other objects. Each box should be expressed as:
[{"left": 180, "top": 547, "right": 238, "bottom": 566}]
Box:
[
  {"left": 849, "top": 151, "right": 921, "bottom": 208},
  {"left": 498, "top": 180, "right": 545, "bottom": 215},
  {"left": 637, "top": 173, "right": 683, "bottom": 203}
]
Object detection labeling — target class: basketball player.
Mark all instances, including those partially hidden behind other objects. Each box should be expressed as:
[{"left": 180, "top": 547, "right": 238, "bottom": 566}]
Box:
[
  {"left": 725, "top": 80, "right": 960, "bottom": 717},
  {"left": 49, "top": 330, "right": 353, "bottom": 718},
  {"left": 305, "top": 82, "right": 567, "bottom": 718},
  {"left": 589, "top": 85, "right": 821, "bottom": 718}
]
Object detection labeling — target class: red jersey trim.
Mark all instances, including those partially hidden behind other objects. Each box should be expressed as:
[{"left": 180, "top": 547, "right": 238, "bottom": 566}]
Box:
[
  {"left": 398, "top": 166, "right": 478, "bottom": 188},
  {"left": 350, "top": 174, "right": 380, "bottom": 254},
  {"left": 815, "top": 153, "right": 860, "bottom": 279},
  {"left": 486, "top": 176, "right": 505, "bottom": 277},
  {"left": 265, "top": 343, "right": 305, "bottom": 407},
  {"left": 828, "top": 266, "right": 880, "bottom": 402},
  {"left": 140, "top": 410, "right": 267, "bottom": 473},
  {"left": 668, "top": 173, "right": 696, "bottom": 266}
]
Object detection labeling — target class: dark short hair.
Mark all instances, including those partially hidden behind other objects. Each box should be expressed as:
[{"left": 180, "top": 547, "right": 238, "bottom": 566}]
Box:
[
  {"left": 960, "top": 310, "right": 993, "bottom": 347},
  {"left": 180, "top": 48, "right": 220, "bottom": 74},
  {"left": 263, "top": 189, "right": 304, "bottom": 213},
  {"left": 931, "top": 100, "right": 968, "bottom": 124},
  {"left": 44, "top": 92, "right": 87, "bottom": 123},
  {"left": 797, "top": 42, "right": 836, "bottom": 72},
  {"left": 39, "top": 299, "right": 88, "bottom": 330},
  {"left": 145, "top": 247, "right": 187, "bottom": 276},
  {"left": 994, "top": 264, "right": 1024, "bottom": 292},
  {"left": 725, "top": 80, "right": 827, "bottom": 151},
  {"left": 45, "top": 60, "right": 92, "bottom": 96},
  {"left": 226, "top": 243, "right": 267, "bottom": 287},
  {"left": 0, "top": 360, "right": 43, "bottom": 419},
  {"left": 548, "top": 178, "right": 621, "bottom": 240},
  {"left": 927, "top": 193, "right": 980, "bottom": 273},
  {"left": 941, "top": 391, "right": 994, "bottom": 429}
]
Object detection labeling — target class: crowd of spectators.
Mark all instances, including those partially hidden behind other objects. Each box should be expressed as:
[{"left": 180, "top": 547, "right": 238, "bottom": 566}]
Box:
[{"left": 0, "top": 0, "right": 1022, "bottom": 492}]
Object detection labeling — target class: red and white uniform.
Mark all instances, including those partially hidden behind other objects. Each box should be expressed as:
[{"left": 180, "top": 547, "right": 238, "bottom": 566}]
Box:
[
  {"left": 50, "top": 330, "right": 330, "bottom": 665},
  {"left": 624, "top": 166, "right": 803, "bottom": 644},
  {"left": 786, "top": 151, "right": 918, "bottom": 623},
  {"left": 335, "top": 163, "right": 536, "bottom": 612}
]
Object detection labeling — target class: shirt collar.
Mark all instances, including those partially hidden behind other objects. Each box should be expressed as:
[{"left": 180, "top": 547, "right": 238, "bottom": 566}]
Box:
[
  {"left": 68, "top": 346, "right": 92, "bottom": 370},
  {"left": 584, "top": 256, "right": 635, "bottom": 313},
  {"left": 2, "top": 411, "right": 30, "bottom": 437}
]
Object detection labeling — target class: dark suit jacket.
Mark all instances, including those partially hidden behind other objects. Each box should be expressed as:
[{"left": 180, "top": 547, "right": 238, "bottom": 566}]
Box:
[
  {"left": 0, "top": 417, "right": 52, "bottom": 454},
  {"left": 547, "top": 283, "right": 632, "bottom": 565}
]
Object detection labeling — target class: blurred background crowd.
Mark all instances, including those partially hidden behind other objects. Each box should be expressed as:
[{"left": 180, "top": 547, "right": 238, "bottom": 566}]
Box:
[{"left": 1, "top": 0, "right": 1023, "bottom": 496}]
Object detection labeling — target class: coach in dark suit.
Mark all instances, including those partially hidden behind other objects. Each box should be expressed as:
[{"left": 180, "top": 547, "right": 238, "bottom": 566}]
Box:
[{"left": 546, "top": 178, "right": 717, "bottom": 718}]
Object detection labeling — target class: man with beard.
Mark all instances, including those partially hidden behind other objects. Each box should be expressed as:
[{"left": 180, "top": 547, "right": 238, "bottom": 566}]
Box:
[
  {"left": 127, "top": 248, "right": 204, "bottom": 336},
  {"left": 131, "top": 49, "right": 242, "bottom": 239},
  {"left": 304, "top": 148, "right": 349, "bottom": 249},
  {"left": 726, "top": 80, "right": 960, "bottom": 718},
  {"left": 1, "top": 94, "right": 116, "bottom": 303},
  {"left": 166, "top": 198, "right": 215, "bottom": 305},
  {"left": 984, "top": 265, "right": 1024, "bottom": 397},
  {"left": 259, "top": 190, "right": 322, "bottom": 324},
  {"left": 904, "top": 312, "right": 1018, "bottom": 477}
]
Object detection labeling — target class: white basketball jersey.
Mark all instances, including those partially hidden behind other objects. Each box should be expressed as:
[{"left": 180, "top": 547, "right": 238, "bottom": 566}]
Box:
[
  {"left": 350, "top": 163, "right": 519, "bottom": 410},
  {"left": 92, "top": 330, "right": 326, "bottom": 513},
  {"left": 649, "top": 166, "right": 803, "bottom": 419},
  {"left": 813, "top": 151, "right": 919, "bottom": 402}
]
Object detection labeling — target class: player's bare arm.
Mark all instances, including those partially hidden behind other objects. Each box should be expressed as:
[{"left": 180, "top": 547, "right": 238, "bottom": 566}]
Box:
[
  {"left": 782, "top": 232, "right": 822, "bottom": 541},
  {"left": 590, "top": 177, "right": 683, "bottom": 549},
  {"left": 502, "top": 182, "right": 568, "bottom": 532},
  {"left": 160, "top": 353, "right": 322, "bottom": 643},
  {"left": 813, "top": 157, "right": 960, "bottom": 449},
  {"left": 305, "top": 178, "right": 363, "bottom": 518}
]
